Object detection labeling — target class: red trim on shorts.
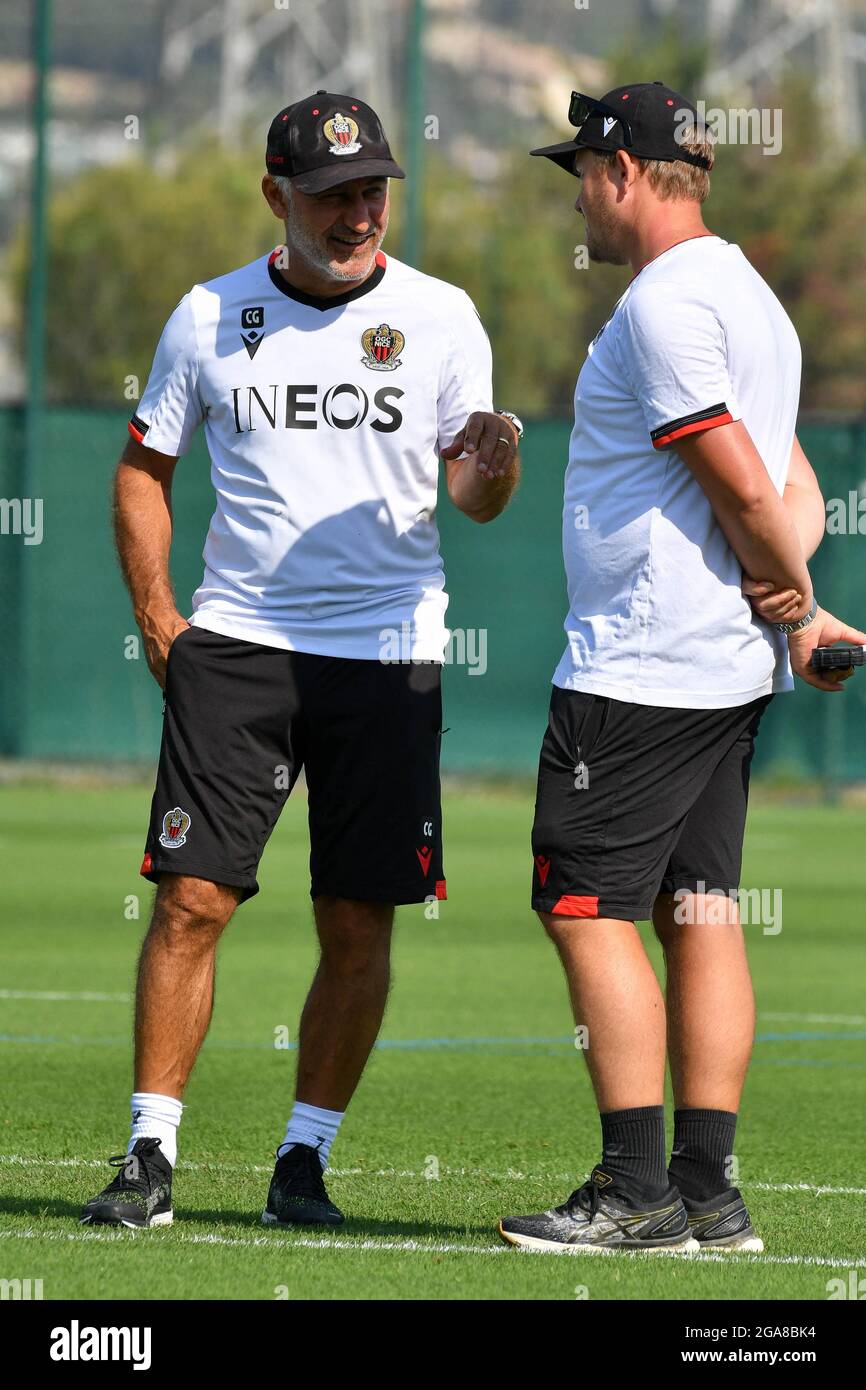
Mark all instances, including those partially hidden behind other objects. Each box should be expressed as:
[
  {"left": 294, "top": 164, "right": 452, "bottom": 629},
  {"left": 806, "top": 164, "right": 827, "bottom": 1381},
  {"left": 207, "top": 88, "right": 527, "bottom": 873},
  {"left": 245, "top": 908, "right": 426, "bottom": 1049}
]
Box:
[{"left": 551, "top": 894, "right": 599, "bottom": 917}]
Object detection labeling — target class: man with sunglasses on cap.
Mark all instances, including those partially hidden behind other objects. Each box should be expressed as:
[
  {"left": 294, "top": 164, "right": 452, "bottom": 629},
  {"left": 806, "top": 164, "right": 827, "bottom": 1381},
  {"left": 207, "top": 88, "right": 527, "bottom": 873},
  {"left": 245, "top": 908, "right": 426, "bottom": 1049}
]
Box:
[
  {"left": 83, "top": 92, "right": 522, "bottom": 1231},
  {"left": 498, "top": 83, "right": 864, "bottom": 1255}
]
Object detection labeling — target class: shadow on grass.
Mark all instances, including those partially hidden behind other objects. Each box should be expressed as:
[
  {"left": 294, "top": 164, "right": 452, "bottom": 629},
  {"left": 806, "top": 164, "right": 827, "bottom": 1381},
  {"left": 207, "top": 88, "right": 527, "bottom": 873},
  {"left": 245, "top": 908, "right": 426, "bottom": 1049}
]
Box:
[
  {"left": 181, "top": 1208, "right": 495, "bottom": 1241},
  {"left": 0, "top": 1198, "right": 496, "bottom": 1244},
  {"left": 0, "top": 1196, "right": 87, "bottom": 1222}
]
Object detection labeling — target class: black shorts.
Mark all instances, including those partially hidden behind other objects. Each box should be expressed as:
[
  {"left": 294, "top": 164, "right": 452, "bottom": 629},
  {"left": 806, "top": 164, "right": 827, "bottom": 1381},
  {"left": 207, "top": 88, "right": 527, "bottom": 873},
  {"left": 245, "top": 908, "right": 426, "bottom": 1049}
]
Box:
[
  {"left": 531, "top": 686, "right": 773, "bottom": 921},
  {"left": 140, "top": 626, "right": 447, "bottom": 905}
]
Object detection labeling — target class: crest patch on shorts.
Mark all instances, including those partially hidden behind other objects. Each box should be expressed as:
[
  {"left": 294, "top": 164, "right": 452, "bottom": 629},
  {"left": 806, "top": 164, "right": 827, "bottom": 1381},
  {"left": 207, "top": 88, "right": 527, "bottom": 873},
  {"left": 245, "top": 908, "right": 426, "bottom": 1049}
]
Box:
[{"left": 159, "top": 806, "right": 191, "bottom": 849}]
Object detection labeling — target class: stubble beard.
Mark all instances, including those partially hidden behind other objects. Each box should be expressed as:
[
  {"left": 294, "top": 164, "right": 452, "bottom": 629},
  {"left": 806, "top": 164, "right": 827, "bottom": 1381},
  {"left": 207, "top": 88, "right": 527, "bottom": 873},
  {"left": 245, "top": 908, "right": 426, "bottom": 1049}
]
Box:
[
  {"left": 584, "top": 207, "right": 628, "bottom": 267},
  {"left": 284, "top": 197, "right": 388, "bottom": 283}
]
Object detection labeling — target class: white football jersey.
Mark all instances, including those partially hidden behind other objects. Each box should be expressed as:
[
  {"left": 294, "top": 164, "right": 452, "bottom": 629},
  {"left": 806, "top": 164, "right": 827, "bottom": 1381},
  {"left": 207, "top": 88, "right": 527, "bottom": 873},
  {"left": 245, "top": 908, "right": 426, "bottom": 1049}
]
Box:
[
  {"left": 131, "top": 249, "right": 493, "bottom": 659},
  {"left": 555, "top": 234, "right": 802, "bottom": 709}
]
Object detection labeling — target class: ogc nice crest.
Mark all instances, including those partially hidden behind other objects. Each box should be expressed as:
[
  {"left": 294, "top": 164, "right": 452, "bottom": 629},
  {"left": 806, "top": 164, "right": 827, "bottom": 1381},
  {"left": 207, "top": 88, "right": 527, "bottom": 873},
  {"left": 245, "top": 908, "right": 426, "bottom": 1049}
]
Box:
[
  {"left": 159, "top": 806, "right": 191, "bottom": 849},
  {"left": 360, "top": 323, "right": 405, "bottom": 371},
  {"left": 323, "top": 113, "right": 361, "bottom": 155}
]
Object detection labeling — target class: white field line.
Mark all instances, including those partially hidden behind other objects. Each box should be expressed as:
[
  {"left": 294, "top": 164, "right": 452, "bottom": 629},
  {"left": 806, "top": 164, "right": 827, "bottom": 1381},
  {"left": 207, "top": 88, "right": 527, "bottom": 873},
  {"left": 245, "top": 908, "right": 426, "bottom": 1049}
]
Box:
[
  {"left": 3, "top": 992, "right": 864, "bottom": 1030},
  {"left": 0, "top": 1226, "right": 863, "bottom": 1269},
  {"left": 2, "top": 1154, "right": 865, "bottom": 1198}
]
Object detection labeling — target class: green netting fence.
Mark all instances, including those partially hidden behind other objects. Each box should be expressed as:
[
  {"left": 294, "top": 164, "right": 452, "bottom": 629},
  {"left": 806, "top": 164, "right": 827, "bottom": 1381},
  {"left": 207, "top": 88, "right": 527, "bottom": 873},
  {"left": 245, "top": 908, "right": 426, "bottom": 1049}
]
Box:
[{"left": 1, "top": 409, "right": 865, "bottom": 782}]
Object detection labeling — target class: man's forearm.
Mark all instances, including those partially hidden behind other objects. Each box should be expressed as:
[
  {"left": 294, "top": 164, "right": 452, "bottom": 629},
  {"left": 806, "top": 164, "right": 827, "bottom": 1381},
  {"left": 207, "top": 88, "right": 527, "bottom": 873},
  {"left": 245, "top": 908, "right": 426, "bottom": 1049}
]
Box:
[
  {"left": 113, "top": 461, "right": 178, "bottom": 627},
  {"left": 720, "top": 491, "right": 813, "bottom": 610},
  {"left": 783, "top": 483, "right": 826, "bottom": 561},
  {"left": 676, "top": 425, "right": 813, "bottom": 614}
]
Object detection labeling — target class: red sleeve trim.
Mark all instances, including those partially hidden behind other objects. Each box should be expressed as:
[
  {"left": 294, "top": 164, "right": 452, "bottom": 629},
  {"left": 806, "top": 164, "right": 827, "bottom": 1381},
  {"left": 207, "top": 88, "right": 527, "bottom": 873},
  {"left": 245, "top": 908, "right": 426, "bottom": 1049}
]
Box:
[
  {"left": 128, "top": 413, "right": 149, "bottom": 443},
  {"left": 651, "top": 405, "right": 733, "bottom": 450}
]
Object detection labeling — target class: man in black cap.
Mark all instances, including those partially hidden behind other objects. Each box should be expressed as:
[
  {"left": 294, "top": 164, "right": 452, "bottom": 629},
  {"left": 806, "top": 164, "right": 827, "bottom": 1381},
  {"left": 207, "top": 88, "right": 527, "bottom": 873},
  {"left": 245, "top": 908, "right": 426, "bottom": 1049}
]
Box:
[
  {"left": 498, "top": 83, "right": 863, "bottom": 1254},
  {"left": 83, "top": 92, "right": 523, "bottom": 1231}
]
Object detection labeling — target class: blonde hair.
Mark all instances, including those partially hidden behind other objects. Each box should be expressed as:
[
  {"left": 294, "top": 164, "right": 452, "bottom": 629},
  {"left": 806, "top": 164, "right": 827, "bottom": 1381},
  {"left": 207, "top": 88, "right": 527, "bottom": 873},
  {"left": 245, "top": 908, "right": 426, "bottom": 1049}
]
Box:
[{"left": 593, "top": 127, "right": 715, "bottom": 203}]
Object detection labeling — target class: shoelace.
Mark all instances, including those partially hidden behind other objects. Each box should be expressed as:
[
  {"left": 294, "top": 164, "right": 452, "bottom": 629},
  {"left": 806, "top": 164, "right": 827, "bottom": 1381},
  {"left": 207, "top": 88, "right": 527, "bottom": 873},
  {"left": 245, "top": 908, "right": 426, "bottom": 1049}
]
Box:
[
  {"left": 103, "top": 1139, "right": 164, "bottom": 1194},
  {"left": 563, "top": 1180, "right": 600, "bottom": 1223},
  {"left": 275, "top": 1143, "right": 329, "bottom": 1201}
]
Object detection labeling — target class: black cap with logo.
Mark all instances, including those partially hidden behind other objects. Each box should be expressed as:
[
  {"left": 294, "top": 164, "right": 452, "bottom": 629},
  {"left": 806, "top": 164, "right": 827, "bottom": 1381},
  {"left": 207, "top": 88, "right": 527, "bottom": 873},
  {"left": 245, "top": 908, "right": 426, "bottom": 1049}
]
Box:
[
  {"left": 531, "top": 81, "right": 712, "bottom": 176},
  {"left": 265, "top": 90, "right": 406, "bottom": 193}
]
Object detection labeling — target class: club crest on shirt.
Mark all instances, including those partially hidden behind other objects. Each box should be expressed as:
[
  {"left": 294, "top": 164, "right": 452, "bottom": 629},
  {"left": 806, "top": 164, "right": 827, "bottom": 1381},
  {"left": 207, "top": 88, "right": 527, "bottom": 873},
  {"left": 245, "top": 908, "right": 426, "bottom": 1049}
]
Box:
[
  {"left": 159, "top": 806, "right": 191, "bottom": 849},
  {"left": 360, "top": 323, "right": 405, "bottom": 371},
  {"left": 240, "top": 306, "right": 265, "bottom": 360},
  {"left": 324, "top": 114, "right": 361, "bottom": 156}
]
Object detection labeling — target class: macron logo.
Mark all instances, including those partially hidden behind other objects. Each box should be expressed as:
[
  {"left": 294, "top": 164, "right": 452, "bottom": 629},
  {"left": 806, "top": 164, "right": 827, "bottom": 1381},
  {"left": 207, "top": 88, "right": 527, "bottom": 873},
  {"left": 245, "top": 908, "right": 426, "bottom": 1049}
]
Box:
[
  {"left": 50, "top": 1321, "right": 152, "bottom": 1371},
  {"left": 603, "top": 116, "right": 617, "bottom": 137}
]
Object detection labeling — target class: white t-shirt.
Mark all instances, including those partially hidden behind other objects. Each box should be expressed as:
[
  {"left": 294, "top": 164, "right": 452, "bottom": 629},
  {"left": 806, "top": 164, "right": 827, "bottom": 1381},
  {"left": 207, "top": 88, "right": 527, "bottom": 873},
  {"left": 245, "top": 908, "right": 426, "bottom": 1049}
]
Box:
[
  {"left": 131, "top": 249, "right": 493, "bottom": 659},
  {"left": 555, "top": 234, "right": 801, "bottom": 708}
]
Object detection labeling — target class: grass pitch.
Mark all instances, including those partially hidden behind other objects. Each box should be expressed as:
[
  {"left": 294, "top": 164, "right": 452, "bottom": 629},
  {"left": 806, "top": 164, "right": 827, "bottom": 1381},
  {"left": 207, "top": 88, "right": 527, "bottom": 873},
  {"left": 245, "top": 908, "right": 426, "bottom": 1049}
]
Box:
[{"left": 1, "top": 779, "right": 865, "bottom": 1301}]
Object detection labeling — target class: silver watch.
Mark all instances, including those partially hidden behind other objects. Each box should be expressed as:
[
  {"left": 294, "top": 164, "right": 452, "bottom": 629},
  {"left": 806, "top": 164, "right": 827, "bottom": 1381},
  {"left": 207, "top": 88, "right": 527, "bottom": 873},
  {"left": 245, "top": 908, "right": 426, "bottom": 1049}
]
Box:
[
  {"left": 496, "top": 410, "right": 524, "bottom": 441},
  {"left": 773, "top": 596, "right": 818, "bottom": 634}
]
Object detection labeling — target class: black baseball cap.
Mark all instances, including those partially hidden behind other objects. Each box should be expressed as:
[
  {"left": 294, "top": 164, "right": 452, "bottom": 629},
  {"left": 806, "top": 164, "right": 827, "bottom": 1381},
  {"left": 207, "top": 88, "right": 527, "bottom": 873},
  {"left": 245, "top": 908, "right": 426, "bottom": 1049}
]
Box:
[
  {"left": 531, "top": 81, "right": 712, "bottom": 175},
  {"left": 265, "top": 90, "right": 405, "bottom": 193}
]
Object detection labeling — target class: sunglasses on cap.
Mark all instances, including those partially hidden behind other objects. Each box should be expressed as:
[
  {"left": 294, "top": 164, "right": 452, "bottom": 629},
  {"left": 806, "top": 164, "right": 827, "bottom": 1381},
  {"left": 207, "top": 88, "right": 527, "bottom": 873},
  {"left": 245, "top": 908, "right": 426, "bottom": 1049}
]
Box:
[{"left": 568, "top": 91, "right": 634, "bottom": 147}]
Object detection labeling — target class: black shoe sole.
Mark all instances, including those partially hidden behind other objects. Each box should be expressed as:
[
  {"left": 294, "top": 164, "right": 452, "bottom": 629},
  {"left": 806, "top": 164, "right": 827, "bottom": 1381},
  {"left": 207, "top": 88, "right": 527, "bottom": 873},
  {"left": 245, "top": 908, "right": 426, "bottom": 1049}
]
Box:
[{"left": 80, "top": 1207, "right": 173, "bottom": 1230}]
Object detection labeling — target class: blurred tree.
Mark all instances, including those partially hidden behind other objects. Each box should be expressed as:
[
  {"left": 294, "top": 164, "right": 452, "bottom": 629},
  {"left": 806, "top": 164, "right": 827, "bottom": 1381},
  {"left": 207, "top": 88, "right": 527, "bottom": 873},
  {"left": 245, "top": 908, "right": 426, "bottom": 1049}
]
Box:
[
  {"left": 9, "top": 54, "right": 866, "bottom": 416},
  {"left": 605, "top": 17, "right": 709, "bottom": 97},
  {"left": 707, "top": 72, "right": 866, "bottom": 412},
  {"left": 600, "top": 30, "right": 866, "bottom": 412},
  {"left": 415, "top": 149, "right": 620, "bottom": 416},
  {"left": 10, "top": 143, "right": 275, "bottom": 406},
  {"left": 11, "top": 140, "right": 606, "bottom": 418}
]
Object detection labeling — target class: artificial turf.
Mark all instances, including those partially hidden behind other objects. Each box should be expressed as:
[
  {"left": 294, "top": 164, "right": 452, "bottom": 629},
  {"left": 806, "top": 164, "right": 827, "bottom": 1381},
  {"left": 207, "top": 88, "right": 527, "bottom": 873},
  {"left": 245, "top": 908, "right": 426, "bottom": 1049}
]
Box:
[{"left": 1, "top": 780, "right": 864, "bottom": 1300}]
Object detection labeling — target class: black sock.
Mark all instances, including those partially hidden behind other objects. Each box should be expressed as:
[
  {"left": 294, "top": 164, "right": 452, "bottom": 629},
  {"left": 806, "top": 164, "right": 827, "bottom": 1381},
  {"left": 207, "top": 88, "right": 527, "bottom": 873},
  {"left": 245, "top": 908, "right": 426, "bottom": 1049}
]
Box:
[
  {"left": 599, "top": 1105, "right": 668, "bottom": 1193},
  {"left": 668, "top": 1108, "right": 738, "bottom": 1200}
]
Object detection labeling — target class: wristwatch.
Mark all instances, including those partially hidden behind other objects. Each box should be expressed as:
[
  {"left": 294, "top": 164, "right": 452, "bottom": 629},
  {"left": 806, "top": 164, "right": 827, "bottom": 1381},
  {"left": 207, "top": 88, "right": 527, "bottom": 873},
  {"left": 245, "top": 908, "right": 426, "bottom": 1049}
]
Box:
[
  {"left": 773, "top": 596, "right": 818, "bottom": 634},
  {"left": 496, "top": 410, "right": 524, "bottom": 441}
]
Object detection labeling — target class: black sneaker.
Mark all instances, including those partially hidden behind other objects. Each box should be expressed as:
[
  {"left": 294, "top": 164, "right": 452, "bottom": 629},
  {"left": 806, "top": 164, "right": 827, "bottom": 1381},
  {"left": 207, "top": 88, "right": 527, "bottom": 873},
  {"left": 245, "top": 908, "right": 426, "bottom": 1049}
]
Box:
[
  {"left": 261, "top": 1143, "right": 345, "bottom": 1228},
  {"left": 80, "top": 1137, "right": 173, "bottom": 1229},
  {"left": 681, "top": 1187, "right": 764, "bottom": 1252},
  {"left": 499, "top": 1166, "right": 700, "bottom": 1254}
]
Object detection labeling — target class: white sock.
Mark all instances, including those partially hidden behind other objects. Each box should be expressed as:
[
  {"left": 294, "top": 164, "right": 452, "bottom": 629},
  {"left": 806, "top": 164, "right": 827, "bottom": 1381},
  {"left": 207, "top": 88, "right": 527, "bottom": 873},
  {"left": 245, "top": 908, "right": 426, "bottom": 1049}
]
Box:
[
  {"left": 277, "top": 1101, "right": 344, "bottom": 1169},
  {"left": 128, "top": 1092, "right": 183, "bottom": 1168}
]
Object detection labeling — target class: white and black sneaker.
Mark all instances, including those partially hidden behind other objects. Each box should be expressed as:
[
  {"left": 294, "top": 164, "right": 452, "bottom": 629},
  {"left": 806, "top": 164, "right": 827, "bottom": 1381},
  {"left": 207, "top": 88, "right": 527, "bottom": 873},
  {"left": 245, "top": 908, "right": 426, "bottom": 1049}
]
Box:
[
  {"left": 80, "top": 1137, "right": 173, "bottom": 1229},
  {"left": 499, "top": 1165, "right": 700, "bottom": 1254},
  {"left": 681, "top": 1188, "right": 764, "bottom": 1252},
  {"left": 261, "top": 1143, "right": 345, "bottom": 1228}
]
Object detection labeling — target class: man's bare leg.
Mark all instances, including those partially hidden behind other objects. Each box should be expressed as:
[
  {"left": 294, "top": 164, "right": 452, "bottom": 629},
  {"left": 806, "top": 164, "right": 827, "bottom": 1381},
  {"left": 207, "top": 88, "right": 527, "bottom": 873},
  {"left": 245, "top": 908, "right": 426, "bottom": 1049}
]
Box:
[
  {"left": 539, "top": 913, "right": 666, "bottom": 1110},
  {"left": 650, "top": 893, "right": 762, "bottom": 1248},
  {"left": 81, "top": 873, "right": 242, "bottom": 1225},
  {"left": 295, "top": 896, "right": 394, "bottom": 1111},
  {"left": 651, "top": 892, "right": 754, "bottom": 1112},
  {"left": 134, "top": 873, "right": 242, "bottom": 1098},
  {"left": 263, "top": 898, "right": 394, "bottom": 1226},
  {"left": 498, "top": 915, "right": 693, "bottom": 1251}
]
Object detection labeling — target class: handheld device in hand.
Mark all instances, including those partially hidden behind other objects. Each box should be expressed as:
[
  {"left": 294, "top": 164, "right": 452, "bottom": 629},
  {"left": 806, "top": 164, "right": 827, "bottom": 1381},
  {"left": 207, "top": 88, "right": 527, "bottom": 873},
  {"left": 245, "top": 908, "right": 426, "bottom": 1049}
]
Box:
[{"left": 810, "top": 645, "right": 866, "bottom": 672}]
